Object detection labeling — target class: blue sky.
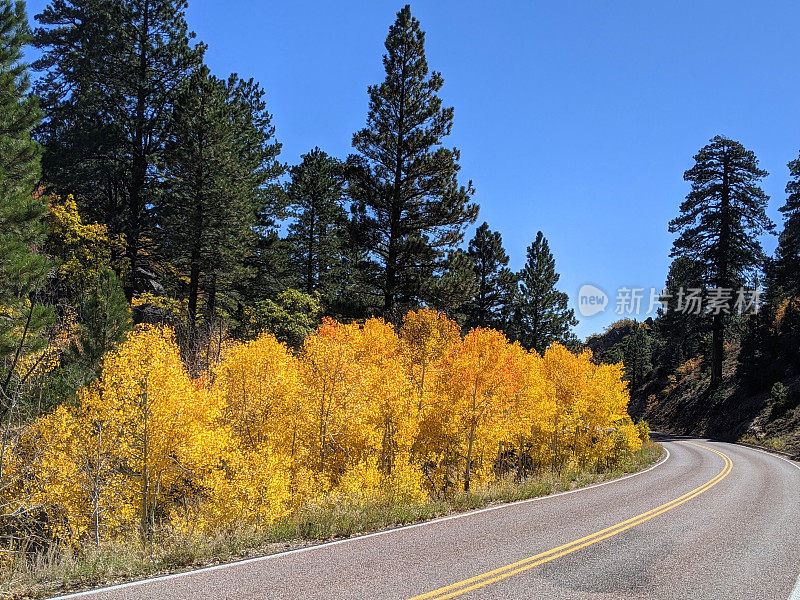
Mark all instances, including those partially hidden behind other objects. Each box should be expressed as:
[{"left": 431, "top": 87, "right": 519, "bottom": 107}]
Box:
[{"left": 24, "top": 0, "right": 800, "bottom": 338}]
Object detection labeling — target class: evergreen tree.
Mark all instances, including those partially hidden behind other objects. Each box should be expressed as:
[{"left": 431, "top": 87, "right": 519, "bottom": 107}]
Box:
[
  {"left": 623, "top": 324, "right": 652, "bottom": 389},
  {"left": 0, "top": 0, "right": 51, "bottom": 404},
  {"left": 33, "top": 0, "right": 204, "bottom": 296},
  {"left": 669, "top": 136, "right": 774, "bottom": 384},
  {"left": 327, "top": 215, "right": 375, "bottom": 320},
  {"left": 465, "top": 222, "right": 515, "bottom": 329},
  {"left": 425, "top": 249, "right": 477, "bottom": 323},
  {"left": 348, "top": 5, "right": 478, "bottom": 321},
  {"left": 218, "top": 72, "right": 285, "bottom": 311},
  {"left": 774, "top": 153, "right": 800, "bottom": 299},
  {"left": 736, "top": 307, "right": 777, "bottom": 392},
  {"left": 513, "top": 231, "right": 576, "bottom": 354},
  {"left": 158, "top": 67, "right": 281, "bottom": 331},
  {"left": 285, "top": 148, "right": 348, "bottom": 302},
  {"left": 652, "top": 256, "right": 709, "bottom": 374}
]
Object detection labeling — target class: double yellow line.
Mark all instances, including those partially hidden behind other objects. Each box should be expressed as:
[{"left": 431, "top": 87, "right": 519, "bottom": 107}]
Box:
[{"left": 407, "top": 443, "right": 733, "bottom": 600}]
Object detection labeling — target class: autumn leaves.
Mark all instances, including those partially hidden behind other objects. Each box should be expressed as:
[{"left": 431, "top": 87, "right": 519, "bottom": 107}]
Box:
[{"left": 6, "top": 310, "right": 641, "bottom": 546}]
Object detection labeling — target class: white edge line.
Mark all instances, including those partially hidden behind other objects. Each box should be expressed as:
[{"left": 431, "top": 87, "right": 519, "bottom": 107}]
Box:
[
  {"left": 730, "top": 441, "right": 800, "bottom": 471},
  {"left": 49, "top": 445, "right": 670, "bottom": 599},
  {"left": 726, "top": 441, "right": 800, "bottom": 600}
]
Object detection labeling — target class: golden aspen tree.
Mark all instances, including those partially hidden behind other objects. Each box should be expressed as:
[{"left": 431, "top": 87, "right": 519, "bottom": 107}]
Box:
[
  {"left": 48, "top": 194, "right": 128, "bottom": 286},
  {"left": 299, "top": 318, "right": 367, "bottom": 479},
  {"left": 541, "top": 343, "right": 588, "bottom": 470},
  {"left": 215, "top": 333, "right": 301, "bottom": 454},
  {"left": 21, "top": 403, "right": 127, "bottom": 545},
  {"left": 580, "top": 358, "right": 641, "bottom": 466},
  {"left": 399, "top": 308, "right": 460, "bottom": 401},
  {"left": 203, "top": 333, "right": 302, "bottom": 525},
  {"left": 356, "top": 318, "right": 415, "bottom": 476},
  {"left": 434, "top": 328, "right": 522, "bottom": 491},
  {"left": 78, "top": 326, "right": 224, "bottom": 543},
  {"left": 504, "top": 348, "right": 557, "bottom": 477},
  {"left": 5, "top": 406, "right": 88, "bottom": 546}
]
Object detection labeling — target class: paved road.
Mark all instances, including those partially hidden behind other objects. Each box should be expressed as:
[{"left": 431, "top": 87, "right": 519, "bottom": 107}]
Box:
[{"left": 55, "top": 437, "right": 800, "bottom": 600}]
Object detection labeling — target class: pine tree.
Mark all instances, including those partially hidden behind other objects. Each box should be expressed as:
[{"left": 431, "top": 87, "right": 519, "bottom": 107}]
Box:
[
  {"left": 513, "top": 231, "right": 576, "bottom": 354},
  {"left": 285, "top": 148, "right": 348, "bottom": 301},
  {"left": 0, "top": 0, "right": 51, "bottom": 405},
  {"left": 623, "top": 324, "right": 652, "bottom": 389},
  {"left": 425, "top": 249, "right": 477, "bottom": 323},
  {"left": 158, "top": 67, "right": 281, "bottom": 332},
  {"left": 348, "top": 5, "right": 478, "bottom": 321},
  {"left": 465, "top": 222, "right": 516, "bottom": 329},
  {"left": 774, "top": 153, "right": 800, "bottom": 299},
  {"left": 669, "top": 136, "right": 774, "bottom": 384},
  {"left": 653, "top": 256, "right": 709, "bottom": 374},
  {"left": 220, "top": 73, "right": 285, "bottom": 312},
  {"left": 33, "top": 0, "right": 204, "bottom": 296}
]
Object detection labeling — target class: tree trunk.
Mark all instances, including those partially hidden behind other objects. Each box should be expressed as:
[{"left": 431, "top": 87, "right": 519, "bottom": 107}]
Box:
[
  {"left": 318, "top": 383, "right": 327, "bottom": 473},
  {"left": 712, "top": 151, "right": 732, "bottom": 386},
  {"left": 187, "top": 249, "right": 200, "bottom": 331},
  {"left": 464, "top": 421, "right": 475, "bottom": 492},
  {"left": 93, "top": 422, "right": 102, "bottom": 547},
  {"left": 140, "top": 391, "right": 150, "bottom": 546},
  {"left": 385, "top": 217, "right": 398, "bottom": 320},
  {"left": 385, "top": 69, "right": 406, "bottom": 322},
  {"left": 711, "top": 313, "right": 724, "bottom": 384},
  {"left": 127, "top": 0, "right": 151, "bottom": 301},
  {"left": 306, "top": 205, "right": 315, "bottom": 294}
]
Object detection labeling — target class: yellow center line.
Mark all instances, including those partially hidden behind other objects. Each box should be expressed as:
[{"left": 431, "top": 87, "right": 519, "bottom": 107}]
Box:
[{"left": 406, "top": 442, "right": 733, "bottom": 600}]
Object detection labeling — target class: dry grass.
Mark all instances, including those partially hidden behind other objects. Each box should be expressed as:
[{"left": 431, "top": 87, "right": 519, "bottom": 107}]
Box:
[{"left": 739, "top": 434, "right": 791, "bottom": 454}]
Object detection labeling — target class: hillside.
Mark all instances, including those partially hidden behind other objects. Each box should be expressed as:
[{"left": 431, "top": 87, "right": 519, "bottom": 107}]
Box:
[{"left": 626, "top": 345, "right": 800, "bottom": 459}]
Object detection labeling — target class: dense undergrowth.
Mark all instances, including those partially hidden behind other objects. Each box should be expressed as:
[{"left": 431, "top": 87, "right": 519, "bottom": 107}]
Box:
[{"left": 3, "top": 440, "right": 661, "bottom": 599}]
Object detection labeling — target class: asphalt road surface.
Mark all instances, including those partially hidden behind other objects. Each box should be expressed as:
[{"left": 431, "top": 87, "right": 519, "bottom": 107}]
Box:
[{"left": 55, "top": 436, "right": 800, "bottom": 600}]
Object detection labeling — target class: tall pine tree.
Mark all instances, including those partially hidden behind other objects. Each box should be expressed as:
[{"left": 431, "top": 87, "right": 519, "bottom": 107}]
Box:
[
  {"left": 158, "top": 67, "right": 282, "bottom": 332},
  {"left": 348, "top": 5, "right": 478, "bottom": 321},
  {"left": 669, "top": 136, "right": 773, "bottom": 384},
  {"left": 465, "top": 222, "right": 516, "bottom": 329},
  {"left": 0, "top": 0, "right": 51, "bottom": 405},
  {"left": 653, "top": 255, "right": 709, "bottom": 374},
  {"left": 33, "top": 0, "right": 204, "bottom": 296},
  {"left": 285, "top": 148, "right": 348, "bottom": 301},
  {"left": 774, "top": 153, "right": 800, "bottom": 299},
  {"left": 513, "top": 231, "right": 576, "bottom": 354}
]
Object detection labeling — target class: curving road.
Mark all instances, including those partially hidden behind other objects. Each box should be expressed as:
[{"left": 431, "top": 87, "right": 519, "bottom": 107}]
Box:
[{"left": 54, "top": 436, "right": 800, "bottom": 600}]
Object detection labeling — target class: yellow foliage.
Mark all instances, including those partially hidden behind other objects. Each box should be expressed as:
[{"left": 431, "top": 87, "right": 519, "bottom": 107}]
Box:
[
  {"left": 49, "top": 194, "right": 128, "bottom": 287},
  {"left": 192, "top": 450, "right": 293, "bottom": 530},
  {"left": 8, "top": 313, "right": 643, "bottom": 544},
  {"left": 21, "top": 326, "right": 226, "bottom": 542},
  {"left": 400, "top": 308, "right": 460, "bottom": 400},
  {"left": 13, "top": 305, "right": 77, "bottom": 380},
  {"left": 215, "top": 333, "right": 301, "bottom": 454},
  {"left": 299, "top": 318, "right": 415, "bottom": 480},
  {"left": 130, "top": 293, "right": 188, "bottom": 319},
  {"left": 331, "top": 454, "right": 426, "bottom": 506}
]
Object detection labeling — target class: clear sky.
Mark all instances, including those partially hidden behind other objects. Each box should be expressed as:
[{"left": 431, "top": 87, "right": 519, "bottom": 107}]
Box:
[{"left": 23, "top": 0, "right": 800, "bottom": 339}]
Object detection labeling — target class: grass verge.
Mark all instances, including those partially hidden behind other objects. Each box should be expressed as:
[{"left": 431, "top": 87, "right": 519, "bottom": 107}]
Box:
[
  {"left": 738, "top": 434, "right": 799, "bottom": 458},
  {"left": 3, "top": 440, "right": 662, "bottom": 599}
]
